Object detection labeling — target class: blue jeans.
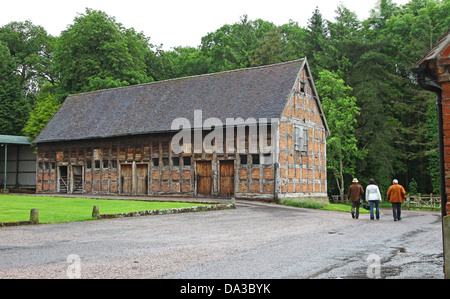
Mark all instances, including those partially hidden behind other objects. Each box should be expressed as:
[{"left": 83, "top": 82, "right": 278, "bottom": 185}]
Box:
[{"left": 369, "top": 200, "right": 380, "bottom": 220}]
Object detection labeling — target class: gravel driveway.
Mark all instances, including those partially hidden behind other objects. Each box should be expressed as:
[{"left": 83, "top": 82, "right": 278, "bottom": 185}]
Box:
[{"left": 0, "top": 199, "right": 444, "bottom": 279}]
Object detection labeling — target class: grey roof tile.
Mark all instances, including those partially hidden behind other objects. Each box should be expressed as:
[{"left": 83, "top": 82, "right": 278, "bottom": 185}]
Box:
[{"left": 35, "top": 59, "right": 305, "bottom": 143}]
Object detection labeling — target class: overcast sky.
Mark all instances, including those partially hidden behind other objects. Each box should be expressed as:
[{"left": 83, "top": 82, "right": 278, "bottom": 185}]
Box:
[{"left": 1, "top": 0, "right": 410, "bottom": 50}]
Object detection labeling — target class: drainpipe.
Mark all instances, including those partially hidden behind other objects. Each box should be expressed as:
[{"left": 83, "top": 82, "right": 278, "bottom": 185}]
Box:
[{"left": 412, "top": 65, "right": 446, "bottom": 218}]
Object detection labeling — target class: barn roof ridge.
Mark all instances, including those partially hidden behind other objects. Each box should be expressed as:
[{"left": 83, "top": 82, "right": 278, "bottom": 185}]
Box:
[{"left": 69, "top": 59, "right": 306, "bottom": 98}]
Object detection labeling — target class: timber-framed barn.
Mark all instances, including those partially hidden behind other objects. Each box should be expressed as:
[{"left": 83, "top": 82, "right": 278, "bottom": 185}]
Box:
[{"left": 34, "top": 58, "right": 329, "bottom": 201}]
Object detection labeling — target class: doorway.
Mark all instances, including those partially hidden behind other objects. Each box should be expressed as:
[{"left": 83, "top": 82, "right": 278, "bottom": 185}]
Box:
[
  {"left": 196, "top": 161, "right": 212, "bottom": 195},
  {"left": 121, "top": 164, "right": 133, "bottom": 195},
  {"left": 72, "top": 166, "right": 83, "bottom": 193},
  {"left": 120, "top": 163, "right": 149, "bottom": 195},
  {"left": 58, "top": 166, "right": 68, "bottom": 193},
  {"left": 136, "top": 164, "right": 148, "bottom": 195},
  {"left": 219, "top": 160, "right": 234, "bottom": 197}
]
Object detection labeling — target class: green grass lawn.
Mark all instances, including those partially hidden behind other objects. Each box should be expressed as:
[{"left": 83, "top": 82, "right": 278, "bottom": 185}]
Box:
[{"left": 0, "top": 195, "right": 208, "bottom": 224}]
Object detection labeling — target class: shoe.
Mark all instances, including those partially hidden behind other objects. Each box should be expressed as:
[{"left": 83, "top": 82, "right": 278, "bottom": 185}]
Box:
[
  {"left": 351, "top": 212, "right": 355, "bottom": 219},
  {"left": 394, "top": 219, "right": 397, "bottom": 221}
]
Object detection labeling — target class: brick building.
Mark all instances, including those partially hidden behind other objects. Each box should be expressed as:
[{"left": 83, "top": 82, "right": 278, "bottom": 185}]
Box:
[
  {"left": 34, "top": 59, "right": 329, "bottom": 202},
  {"left": 414, "top": 29, "right": 450, "bottom": 216}
]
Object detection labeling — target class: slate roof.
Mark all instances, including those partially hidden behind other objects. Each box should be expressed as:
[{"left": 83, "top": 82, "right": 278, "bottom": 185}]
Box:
[
  {"left": 418, "top": 29, "right": 450, "bottom": 65},
  {"left": 35, "top": 59, "right": 321, "bottom": 143}
]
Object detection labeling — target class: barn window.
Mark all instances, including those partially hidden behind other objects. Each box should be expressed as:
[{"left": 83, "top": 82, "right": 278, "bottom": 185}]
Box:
[
  {"left": 294, "top": 125, "right": 308, "bottom": 152},
  {"left": 252, "top": 154, "right": 260, "bottom": 165},
  {"left": 183, "top": 156, "right": 191, "bottom": 166},
  {"left": 172, "top": 157, "right": 180, "bottom": 166},
  {"left": 94, "top": 160, "right": 100, "bottom": 169},
  {"left": 153, "top": 158, "right": 159, "bottom": 167},
  {"left": 86, "top": 160, "right": 92, "bottom": 169},
  {"left": 240, "top": 155, "right": 247, "bottom": 165},
  {"left": 162, "top": 157, "right": 169, "bottom": 166},
  {"left": 300, "top": 80, "right": 306, "bottom": 93}
]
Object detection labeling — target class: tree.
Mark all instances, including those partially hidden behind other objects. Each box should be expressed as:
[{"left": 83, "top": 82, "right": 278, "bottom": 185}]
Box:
[
  {"left": 0, "top": 42, "right": 30, "bottom": 135},
  {"left": 200, "top": 15, "right": 277, "bottom": 72},
  {"left": 348, "top": 46, "right": 400, "bottom": 193},
  {"left": 54, "top": 8, "right": 152, "bottom": 97},
  {"left": 146, "top": 46, "right": 210, "bottom": 81},
  {"left": 0, "top": 20, "right": 56, "bottom": 95},
  {"left": 306, "top": 7, "right": 329, "bottom": 70},
  {"left": 278, "top": 20, "right": 309, "bottom": 61},
  {"left": 250, "top": 27, "right": 284, "bottom": 66},
  {"left": 316, "top": 70, "right": 366, "bottom": 198},
  {"left": 378, "top": 0, "right": 450, "bottom": 192},
  {"left": 328, "top": 4, "right": 362, "bottom": 40},
  {"left": 22, "top": 83, "right": 60, "bottom": 141}
]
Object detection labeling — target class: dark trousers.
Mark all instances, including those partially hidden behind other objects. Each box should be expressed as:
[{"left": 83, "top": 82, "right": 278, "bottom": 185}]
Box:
[
  {"left": 351, "top": 201, "right": 360, "bottom": 218},
  {"left": 392, "top": 202, "right": 402, "bottom": 220}
]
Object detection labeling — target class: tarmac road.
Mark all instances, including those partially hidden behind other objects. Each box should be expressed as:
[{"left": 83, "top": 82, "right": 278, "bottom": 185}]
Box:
[{"left": 0, "top": 199, "right": 444, "bottom": 279}]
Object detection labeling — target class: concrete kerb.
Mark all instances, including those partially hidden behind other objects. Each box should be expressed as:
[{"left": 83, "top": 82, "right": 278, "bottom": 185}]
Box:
[
  {"left": 91, "top": 195, "right": 236, "bottom": 220},
  {"left": 95, "top": 202, "right": 236, "bottom": 220}
]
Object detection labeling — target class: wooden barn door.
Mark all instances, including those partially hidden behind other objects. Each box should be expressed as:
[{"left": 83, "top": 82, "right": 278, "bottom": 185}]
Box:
[
  {"left": 121, "top": 164, "right": 133, "bottom": 195},
  {"left": 136, "top": 164, "right": 148, "bottom": 195},
  {"left": 71, "top": 166, "right": 83, "bottom": 193},
  {"left": 196, "top": 161, "right": 212, "bottom": 195},
  {"left": 219, "top": 160, "right": 234, "bottom": 197},
  {"left": 58, "top": 166, "right": 68, "bottom": 193}
]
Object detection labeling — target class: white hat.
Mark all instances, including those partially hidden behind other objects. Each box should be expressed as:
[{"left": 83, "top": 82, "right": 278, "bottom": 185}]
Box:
[
  {"left": 352, "top": 178, "right": 358, "bottom": 183},
  {"left": 393, "top": 179, "right": 398, "bottom": 184}
]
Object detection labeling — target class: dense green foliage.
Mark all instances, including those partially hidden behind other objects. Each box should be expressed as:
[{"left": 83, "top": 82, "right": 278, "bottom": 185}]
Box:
[
  {"left": 316, "top": 70, "right": 367, "bottom": 197},
  {"left": 54, "top": 8, "right": 152, "bottom": 97},
  {"left": 1, "top": 0, "right": 449, "bottom": 195}
]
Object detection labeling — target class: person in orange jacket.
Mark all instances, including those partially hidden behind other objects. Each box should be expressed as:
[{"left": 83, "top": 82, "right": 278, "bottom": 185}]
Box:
[{"left": 387, "top": 179, "right": 406, "bottom": 221}]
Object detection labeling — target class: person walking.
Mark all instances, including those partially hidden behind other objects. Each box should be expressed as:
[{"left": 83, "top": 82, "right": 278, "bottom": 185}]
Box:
[
  {"left": 347, "top": 178, "right": 364, "bottom": 219},
  {"left": 365, "top": 178, "right": 382, "bottom": 220},
  {"left": 387, "top": 179, "right": 406, "bottom": 221}
]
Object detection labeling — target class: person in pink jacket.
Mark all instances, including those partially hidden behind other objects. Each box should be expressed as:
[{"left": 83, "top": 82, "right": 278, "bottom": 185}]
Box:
[{"left": 387, "top": 179, "right": 406, "bottom": 221}]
